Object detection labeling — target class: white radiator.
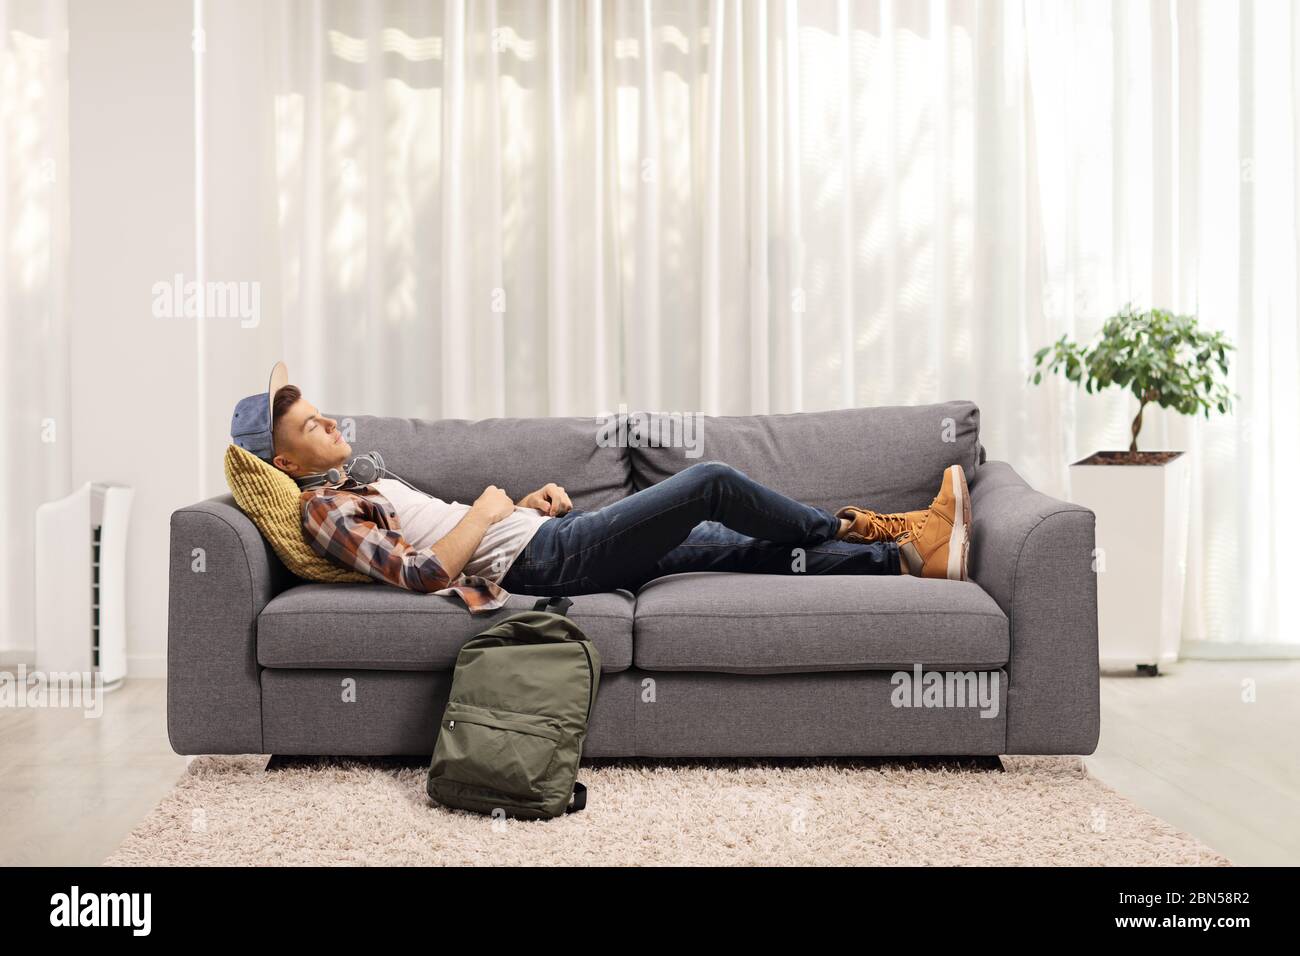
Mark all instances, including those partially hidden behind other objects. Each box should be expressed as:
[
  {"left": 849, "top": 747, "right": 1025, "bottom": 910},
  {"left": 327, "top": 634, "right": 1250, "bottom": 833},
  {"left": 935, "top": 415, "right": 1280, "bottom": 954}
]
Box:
[{"left": 35, "top": 482, "right": 133, "bottom": 687}]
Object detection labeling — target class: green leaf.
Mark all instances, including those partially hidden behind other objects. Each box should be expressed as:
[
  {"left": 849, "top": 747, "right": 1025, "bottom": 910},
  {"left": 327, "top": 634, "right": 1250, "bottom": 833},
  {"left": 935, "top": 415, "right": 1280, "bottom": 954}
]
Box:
[{"left": 1027, "top": 307, "right": 1235, "bottom": 422}]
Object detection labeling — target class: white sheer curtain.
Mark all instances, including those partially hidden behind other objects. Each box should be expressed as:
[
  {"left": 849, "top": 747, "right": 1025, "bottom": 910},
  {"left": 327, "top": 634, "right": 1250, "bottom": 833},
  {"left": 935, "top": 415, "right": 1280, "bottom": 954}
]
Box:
[
  {"left": 244, "top": 0, "right": 1299, "bottom": 651},
  {"left": 0, "top": 0, "right": 69, "bottom": 656},
  {"left": 1024, "top": 0, "right": 1300, "bottom": 652}
]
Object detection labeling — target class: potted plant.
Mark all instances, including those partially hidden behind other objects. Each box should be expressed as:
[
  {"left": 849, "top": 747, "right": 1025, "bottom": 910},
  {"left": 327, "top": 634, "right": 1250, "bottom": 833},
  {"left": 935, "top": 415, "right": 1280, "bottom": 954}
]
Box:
[{"left": 1031, "top": 306, "right": 1234, "bottom": 675}]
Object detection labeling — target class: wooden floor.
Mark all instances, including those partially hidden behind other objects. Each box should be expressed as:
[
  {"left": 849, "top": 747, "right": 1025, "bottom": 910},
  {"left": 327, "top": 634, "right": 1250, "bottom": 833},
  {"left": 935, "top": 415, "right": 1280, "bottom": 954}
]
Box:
[
  {"left": 0, "top": 679, "right": 189, "bottom": 867},
  {"left": 1, "top": 662, "right": 1296, "bottom": 865},
  {"left": 1084, "top": 659, "right": 1300, "bottom": 866}
]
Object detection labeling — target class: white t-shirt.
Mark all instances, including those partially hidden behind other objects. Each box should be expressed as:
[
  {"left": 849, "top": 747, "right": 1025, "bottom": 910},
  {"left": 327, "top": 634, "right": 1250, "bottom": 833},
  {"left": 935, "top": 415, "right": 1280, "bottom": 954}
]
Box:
[{"left": 372, "top": 478, "right": 550, "bottom": 583}]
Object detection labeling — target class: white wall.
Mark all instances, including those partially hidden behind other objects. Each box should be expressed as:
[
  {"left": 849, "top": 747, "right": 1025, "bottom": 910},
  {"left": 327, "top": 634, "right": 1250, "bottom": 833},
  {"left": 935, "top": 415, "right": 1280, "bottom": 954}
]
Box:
[
  {"left": 67, "top": 0, "right": 194, "bottom": 675},
  {"left": 65, "top": 0, "right": 283, "bottom": 675},
  {"left": 197, "top": 0, "right": 285, "bottom": 498}
]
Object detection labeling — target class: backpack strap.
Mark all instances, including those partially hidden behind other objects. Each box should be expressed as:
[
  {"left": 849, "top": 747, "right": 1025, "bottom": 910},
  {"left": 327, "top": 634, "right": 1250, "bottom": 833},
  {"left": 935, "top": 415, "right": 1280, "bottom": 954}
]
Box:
[
  {"left": 564, "top": 782, "right": 587, "bottom": 814},
  {"left": 532, "top": 596, "right": 573, "bottom": 617}
]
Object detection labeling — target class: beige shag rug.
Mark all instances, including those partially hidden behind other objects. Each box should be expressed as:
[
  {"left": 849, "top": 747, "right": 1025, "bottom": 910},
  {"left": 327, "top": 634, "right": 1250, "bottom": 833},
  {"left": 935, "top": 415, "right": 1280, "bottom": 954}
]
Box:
[{"left": 104, "top": 755, "right": 1229, "bottom": 866}]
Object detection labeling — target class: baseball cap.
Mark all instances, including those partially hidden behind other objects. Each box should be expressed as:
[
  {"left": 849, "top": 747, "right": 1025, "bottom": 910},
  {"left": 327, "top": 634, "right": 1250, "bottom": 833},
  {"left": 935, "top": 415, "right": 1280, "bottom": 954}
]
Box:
[{"left": 230, "top": 361, "right": 290, "bottom": 462}]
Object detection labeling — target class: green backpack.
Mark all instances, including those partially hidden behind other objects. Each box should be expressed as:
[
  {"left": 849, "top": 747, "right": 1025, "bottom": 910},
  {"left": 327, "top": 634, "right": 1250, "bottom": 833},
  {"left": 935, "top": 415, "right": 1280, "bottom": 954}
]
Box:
[{"left": 426, "top": 597, "right": 601, "bottom": 820}]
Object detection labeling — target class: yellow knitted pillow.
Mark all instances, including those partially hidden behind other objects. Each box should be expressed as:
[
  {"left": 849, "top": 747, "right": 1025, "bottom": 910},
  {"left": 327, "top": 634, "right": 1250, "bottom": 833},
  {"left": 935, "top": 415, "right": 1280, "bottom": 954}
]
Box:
[{"left": 223, "top": 444, "right": 370, "bottom": 583}]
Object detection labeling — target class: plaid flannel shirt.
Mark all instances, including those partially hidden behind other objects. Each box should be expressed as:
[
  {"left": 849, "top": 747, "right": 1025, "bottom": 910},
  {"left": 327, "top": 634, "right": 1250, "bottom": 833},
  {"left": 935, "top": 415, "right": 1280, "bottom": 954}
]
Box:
[{"left": 299, "top": 480, "right": 510, "bottom": 613}]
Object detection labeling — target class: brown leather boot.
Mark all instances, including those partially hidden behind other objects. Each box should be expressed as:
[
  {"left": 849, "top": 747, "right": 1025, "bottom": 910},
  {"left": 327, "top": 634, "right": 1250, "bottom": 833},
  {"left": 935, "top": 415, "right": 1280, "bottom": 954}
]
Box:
[
  {"left": 893, "top": 465, "right": 971, "bottom": 580},
  {"left": 835, "top": 506, "right": 927, "bottom": 543}
]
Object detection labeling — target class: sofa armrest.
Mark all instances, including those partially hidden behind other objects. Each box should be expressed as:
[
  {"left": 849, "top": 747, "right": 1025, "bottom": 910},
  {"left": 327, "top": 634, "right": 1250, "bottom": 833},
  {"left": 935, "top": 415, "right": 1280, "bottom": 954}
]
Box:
[
  {"left": 167, "top": 495, "right": 295, "bottom": 754},
  {"left": 968, "top": 461, "right": 1100, "bottom": 754}
]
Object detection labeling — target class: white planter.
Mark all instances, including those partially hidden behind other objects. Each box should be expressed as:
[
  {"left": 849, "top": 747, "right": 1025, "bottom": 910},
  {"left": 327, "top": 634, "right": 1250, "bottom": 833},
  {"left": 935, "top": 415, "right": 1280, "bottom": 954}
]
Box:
[{"left": 1069, "top": 452, "right": 1191, "bottom": 674}]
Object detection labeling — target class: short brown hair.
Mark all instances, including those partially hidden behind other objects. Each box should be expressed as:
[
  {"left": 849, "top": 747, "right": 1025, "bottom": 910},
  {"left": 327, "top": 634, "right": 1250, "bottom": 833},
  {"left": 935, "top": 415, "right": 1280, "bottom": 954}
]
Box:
[{"left": 271, "top": 384, "right": 302, "bottom": 451}]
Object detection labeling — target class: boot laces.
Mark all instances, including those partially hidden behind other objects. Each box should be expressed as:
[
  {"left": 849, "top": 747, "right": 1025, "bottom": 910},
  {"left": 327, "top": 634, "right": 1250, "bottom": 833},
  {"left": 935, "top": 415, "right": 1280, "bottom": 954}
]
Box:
[{"left": 845, "top": 509, "right": 918, "bottom": 541}]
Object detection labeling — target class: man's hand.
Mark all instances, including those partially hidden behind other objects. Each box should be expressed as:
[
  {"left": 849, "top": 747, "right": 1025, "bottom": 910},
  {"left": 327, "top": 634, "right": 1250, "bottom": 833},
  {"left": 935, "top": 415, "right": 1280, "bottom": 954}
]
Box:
[
  {"left": 471, "top": 485, "right": 515, "bottom": 524},
  {"left": 518, "top": 482, "right": 572, "bottom": 517}
]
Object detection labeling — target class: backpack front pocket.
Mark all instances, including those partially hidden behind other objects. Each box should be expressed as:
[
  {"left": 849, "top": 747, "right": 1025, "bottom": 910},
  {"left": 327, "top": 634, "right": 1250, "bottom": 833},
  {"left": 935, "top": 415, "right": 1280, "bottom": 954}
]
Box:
[{"left": 434, "top": 703, "right": 563, "bottom": 799}]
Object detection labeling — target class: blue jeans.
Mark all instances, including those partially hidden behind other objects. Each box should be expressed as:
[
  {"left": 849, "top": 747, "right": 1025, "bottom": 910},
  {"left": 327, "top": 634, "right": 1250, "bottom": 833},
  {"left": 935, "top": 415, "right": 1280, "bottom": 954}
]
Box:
[{"left": 499, "top": 460, "right": 900, "bottom": 596}]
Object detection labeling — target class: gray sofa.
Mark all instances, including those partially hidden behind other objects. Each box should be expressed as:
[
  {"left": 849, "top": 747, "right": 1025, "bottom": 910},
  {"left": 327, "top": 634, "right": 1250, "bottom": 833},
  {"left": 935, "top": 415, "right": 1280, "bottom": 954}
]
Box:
[{"left": 168, "top": 401, "right": 1100, "bottom": 758}]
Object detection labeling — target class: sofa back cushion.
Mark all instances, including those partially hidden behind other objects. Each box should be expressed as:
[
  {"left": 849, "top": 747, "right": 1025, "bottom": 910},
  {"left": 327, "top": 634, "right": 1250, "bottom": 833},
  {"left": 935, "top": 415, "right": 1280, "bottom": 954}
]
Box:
[
  {"left": 330, "top": 414, "right": 634, "bottom": 510},
  {"left": 629, "top": 401, "right": 983, "bottom": 513}
]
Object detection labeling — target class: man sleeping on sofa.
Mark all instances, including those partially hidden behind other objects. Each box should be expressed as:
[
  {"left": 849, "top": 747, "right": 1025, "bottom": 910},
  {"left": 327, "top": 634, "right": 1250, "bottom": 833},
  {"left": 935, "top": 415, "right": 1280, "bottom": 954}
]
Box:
[{"left": 231, "top": 363, "right": 971, "bottom": 614}]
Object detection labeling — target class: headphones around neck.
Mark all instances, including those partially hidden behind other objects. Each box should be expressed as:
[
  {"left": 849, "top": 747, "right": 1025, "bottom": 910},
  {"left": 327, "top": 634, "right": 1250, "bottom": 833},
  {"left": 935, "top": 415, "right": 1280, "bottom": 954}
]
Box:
[{"left": 296, "top": 451, "right": 388, "bottom": 491}]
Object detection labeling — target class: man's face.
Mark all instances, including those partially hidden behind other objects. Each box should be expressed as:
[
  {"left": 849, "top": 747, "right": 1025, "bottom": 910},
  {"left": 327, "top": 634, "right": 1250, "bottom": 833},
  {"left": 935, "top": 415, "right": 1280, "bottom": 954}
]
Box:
[{"left": 271, "top": 398, "right": 351, "bottom": 478}]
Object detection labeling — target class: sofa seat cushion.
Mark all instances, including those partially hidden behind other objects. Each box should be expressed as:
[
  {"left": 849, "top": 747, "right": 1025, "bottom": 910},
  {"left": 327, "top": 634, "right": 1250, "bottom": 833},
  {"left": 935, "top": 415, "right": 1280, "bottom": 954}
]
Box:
[
  {"left": 632, "top": 573, "right": 1008, "bottom": 674},
  {"left": 259, "top": 584, "right": 634, "bottom": 672}
]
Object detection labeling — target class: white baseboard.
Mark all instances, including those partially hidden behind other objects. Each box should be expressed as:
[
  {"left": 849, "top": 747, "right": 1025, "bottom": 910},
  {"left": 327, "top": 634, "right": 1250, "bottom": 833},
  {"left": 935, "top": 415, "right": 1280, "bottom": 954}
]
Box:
[
  {"left": 1181, "top": 640, "right": 1300, "bottom": 660},
  {"left": 0, "top": 648, "right": 34, "bottom": 664},
  {"left": 126, "top": 654, "right": 167, "bottom": 678},
  {"left": 2, "top": 652, "right": 166, "bottom": 678}
]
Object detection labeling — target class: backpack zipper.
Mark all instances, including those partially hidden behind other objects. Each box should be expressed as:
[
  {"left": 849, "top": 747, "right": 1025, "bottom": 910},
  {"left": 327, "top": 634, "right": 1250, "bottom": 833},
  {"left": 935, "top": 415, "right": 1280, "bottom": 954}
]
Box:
[{"left": 579, "top": 642, "right": 595, "bottom": 720}]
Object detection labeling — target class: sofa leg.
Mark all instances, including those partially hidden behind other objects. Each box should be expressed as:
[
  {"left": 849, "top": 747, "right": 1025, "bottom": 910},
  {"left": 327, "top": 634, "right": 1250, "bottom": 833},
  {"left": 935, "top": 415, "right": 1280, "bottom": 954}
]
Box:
[
  {"left": 901, "top": 755, "right": 1004, "bottom": 772},
  {"left": 265, "top": 755, "right": 429, "bottom": 772},
  {"left": 1136, "top": 663, "right": 1160, "bottom": 677}
]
